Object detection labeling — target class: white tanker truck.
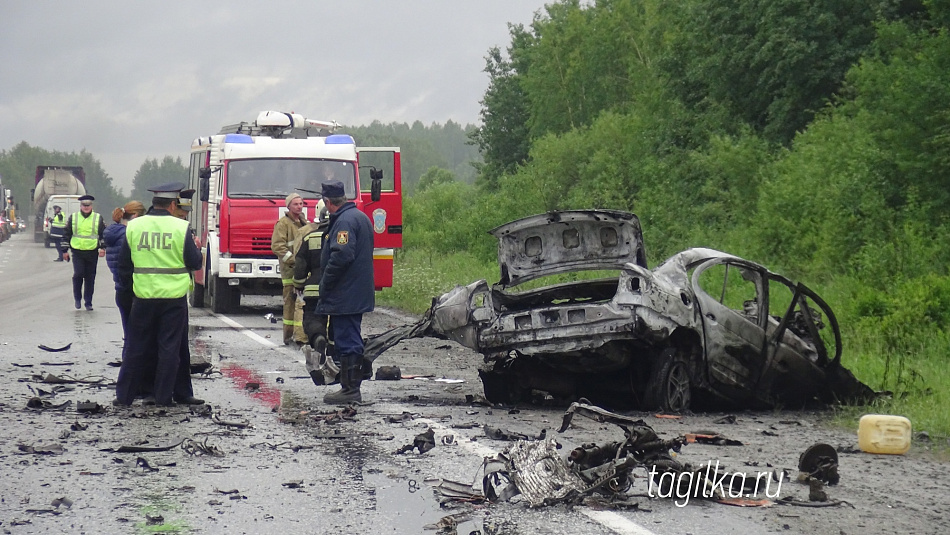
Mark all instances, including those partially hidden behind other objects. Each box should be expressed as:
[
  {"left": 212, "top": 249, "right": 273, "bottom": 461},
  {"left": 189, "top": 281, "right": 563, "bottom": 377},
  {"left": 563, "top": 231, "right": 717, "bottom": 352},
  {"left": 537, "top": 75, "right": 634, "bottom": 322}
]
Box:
[{"left": 31, "top": 166, "right": 86, "bottom": 243}]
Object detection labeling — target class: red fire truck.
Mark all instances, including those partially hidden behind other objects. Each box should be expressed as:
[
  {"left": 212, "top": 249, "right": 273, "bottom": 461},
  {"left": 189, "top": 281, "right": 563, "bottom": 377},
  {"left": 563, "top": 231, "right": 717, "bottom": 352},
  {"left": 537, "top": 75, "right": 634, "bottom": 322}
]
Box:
[{"left": 186, "top": 111, "right": 402, "bottom": 313}]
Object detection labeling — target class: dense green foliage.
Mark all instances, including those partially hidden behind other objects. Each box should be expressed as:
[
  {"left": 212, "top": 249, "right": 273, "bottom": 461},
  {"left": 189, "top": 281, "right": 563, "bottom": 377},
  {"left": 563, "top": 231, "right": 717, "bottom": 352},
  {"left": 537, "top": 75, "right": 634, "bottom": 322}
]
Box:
[
  {"left": 392, "top": 0, "right": 950, "bottom": 436},
  {"left": 344, "top": 120, "right": 480, "bottom": 193},
  {"left": 130, "top": 156, "right": 189, "bottom": 202}
]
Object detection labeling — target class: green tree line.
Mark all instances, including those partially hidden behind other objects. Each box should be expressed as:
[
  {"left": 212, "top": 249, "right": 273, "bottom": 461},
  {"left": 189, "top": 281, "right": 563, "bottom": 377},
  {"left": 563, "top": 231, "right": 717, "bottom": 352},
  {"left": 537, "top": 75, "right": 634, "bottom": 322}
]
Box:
[
  {"left": 401, "top": 0, "right": 950, "bottom": 428},
  {"left": 0, "top": 142, "right": 125, "bottom": 222}
]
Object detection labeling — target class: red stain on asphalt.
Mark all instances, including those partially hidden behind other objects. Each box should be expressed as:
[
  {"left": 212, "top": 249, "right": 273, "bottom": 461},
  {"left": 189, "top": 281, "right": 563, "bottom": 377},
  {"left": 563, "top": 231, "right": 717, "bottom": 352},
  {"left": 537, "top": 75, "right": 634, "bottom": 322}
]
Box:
[{"left": 219, "top": 363, "right": 282, "bottom": 408}]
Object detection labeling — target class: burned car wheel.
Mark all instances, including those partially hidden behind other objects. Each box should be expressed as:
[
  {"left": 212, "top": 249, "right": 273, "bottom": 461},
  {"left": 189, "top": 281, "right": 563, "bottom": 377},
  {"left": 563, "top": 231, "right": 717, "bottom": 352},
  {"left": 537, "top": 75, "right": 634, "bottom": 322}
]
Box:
[{"left": 646, "top": 349, "right": 691, "bottom": 412}]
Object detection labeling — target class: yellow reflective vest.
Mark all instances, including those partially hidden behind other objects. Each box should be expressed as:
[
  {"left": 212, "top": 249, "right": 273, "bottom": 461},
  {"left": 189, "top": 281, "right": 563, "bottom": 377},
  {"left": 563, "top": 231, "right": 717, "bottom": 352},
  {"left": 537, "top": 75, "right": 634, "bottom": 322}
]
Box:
[
  {"left": 126, "top": 215, "right": 191, "bottom": 299},
  {"left": 69, "top": 212, "right": 101, "bottom": 250},
  {"left": 50, "top": 213, "right": 66, "bottom": 238}
]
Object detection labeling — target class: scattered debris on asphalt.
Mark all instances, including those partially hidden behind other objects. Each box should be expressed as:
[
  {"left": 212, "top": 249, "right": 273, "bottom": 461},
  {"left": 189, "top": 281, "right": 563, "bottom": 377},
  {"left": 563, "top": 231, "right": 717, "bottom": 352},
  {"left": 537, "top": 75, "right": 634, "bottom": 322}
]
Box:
[
  {"left": 685, "top": 432, "right": 743, "bottom": 446},
  {"left": 104, "top": 439, "right": 185, "bottom": 453},
  {"left": 182, "top": 437, "right": 225, "bottom": 457},
  {"left": 26, "top": 397, "right": 71, "bottom": 410},
  {"left": 38, "top": 343, "right": 72, "bottom": 352},
  {"left": 395, "top": 427, "right": 435, "bottom": 454},
  {"left": 375, "top": 365, "right": 402, "bottom": 380},
  {"left": 384, "top": 411, "right": 415, "bottom": 424},
  {"left": 31, "top": 373, "right": 107, "bottom": 385},
  {"left": 426, "top": 478, "right": 486, "bottom": 504},
  {"left": 211, "top": 412, "right": 251, "bottom": 428},
  {"left": 135, "top": 457, "right": 160, "bottom": 472},
  {"left": 18, "top": 443, "right": 66, "bottom": 455},
  {"left": 798, "top": 443, "right": 839, "bottom": 485},
  {"left": 76, "top": 400, "right": 103, "bottom": 413},
  {"left": 483, "top": 426, "right": 546, "bottom": 441}
]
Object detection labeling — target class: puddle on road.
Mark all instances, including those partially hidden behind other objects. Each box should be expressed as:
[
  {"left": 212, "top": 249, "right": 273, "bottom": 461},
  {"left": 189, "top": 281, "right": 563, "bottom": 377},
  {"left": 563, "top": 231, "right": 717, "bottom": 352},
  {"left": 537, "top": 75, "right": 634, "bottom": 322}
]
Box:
[{"left": 363, "top": 468, "right": 483, "bottom": 534}]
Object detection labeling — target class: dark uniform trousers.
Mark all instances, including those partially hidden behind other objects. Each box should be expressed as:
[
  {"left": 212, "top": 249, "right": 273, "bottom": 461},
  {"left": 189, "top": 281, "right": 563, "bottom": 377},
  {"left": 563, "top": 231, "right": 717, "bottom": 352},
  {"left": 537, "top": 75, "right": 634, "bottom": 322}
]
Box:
[
  {"left": 72, "top": 249, "right": 99, "bottom": 306},
  {"left": 115, "top": 296, "right": 188, "bottom": 405},
  {"left": 177, "top": 315, "right": 195, "bottom": 398},
  {"left": 128, "top": 298, "right": 195, "bottom": 400}
]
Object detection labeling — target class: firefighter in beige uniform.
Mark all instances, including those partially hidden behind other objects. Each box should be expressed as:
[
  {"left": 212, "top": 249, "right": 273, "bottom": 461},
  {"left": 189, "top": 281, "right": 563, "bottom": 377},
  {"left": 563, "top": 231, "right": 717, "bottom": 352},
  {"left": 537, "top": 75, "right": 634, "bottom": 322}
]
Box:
[{"left": 271, "top": 193, "right": 308, "bottom": 345}]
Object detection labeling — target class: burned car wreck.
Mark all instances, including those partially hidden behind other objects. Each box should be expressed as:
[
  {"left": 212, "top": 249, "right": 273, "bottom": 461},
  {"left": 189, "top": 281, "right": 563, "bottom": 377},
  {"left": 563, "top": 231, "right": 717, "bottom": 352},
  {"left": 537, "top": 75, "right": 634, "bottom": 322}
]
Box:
[{"left": 366, "top": 210, "right": 872, "bottom": 411}]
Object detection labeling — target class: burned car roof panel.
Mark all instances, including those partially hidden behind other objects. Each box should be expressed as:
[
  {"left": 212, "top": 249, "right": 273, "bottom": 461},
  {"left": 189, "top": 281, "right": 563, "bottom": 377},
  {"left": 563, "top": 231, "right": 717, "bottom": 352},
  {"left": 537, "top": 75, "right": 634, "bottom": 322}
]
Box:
[{"left": 489, "top": 210, "right": 648, "bottom": 287}]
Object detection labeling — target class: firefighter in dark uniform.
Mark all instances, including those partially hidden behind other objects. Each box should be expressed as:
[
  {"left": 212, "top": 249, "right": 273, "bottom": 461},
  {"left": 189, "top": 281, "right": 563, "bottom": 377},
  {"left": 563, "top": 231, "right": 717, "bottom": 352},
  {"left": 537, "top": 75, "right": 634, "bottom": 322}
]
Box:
[
  {"left": 293, "top": 200, "right": 334, "bottom": 385},
  {"left": 169, "top": 187, "right": 203, "bottom": 404},
  {"left": 62, "top": 195, "right": 106, "bottom": 310},
  {"left": 50, "top": 205, "right": 67, "bottom": 261},
  {"left": 114, "top": 183, "right": 203, "bottom": 407},
  {"left": 315, "top": 180, "right": 375, "bottom": 404}
]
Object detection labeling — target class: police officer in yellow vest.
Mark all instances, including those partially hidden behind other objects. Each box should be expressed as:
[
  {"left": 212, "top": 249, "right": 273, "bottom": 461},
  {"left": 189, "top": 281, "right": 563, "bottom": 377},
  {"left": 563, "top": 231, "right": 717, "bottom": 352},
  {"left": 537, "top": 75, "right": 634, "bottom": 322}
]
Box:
[
  {"left": 50, "top": 205, "right": 67, "bottom": 261},
  {"left": 61, "top": 195, "right": 106, "bottom": 310},
  {"left": 113, "top": 182, "right": 203, "bottom": 407}
]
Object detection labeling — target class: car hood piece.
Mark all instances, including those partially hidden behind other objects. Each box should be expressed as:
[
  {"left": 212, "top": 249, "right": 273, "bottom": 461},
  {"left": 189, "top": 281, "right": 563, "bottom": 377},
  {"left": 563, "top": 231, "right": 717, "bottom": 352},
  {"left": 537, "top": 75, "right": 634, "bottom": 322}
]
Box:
[{"left": 490, "top": 210, "right": 647, "bottom": 287}]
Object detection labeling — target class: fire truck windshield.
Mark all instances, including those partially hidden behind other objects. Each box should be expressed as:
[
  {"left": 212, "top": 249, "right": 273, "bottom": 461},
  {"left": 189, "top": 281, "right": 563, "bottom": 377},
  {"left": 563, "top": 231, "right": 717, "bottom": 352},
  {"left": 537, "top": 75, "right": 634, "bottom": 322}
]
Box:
[{"left": 226, "top": 159, "right": 357, "bottom": 198}]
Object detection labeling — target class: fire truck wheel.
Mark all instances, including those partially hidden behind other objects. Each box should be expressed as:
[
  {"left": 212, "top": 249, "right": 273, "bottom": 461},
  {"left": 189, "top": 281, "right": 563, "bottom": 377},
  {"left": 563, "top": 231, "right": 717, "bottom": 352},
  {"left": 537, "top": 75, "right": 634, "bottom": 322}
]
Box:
[
  {"left": 190, "top": 283, "right": 205, "bottom": 308},
  {"left": 210, "top": 275, "right": 237, "bottom": 314}
]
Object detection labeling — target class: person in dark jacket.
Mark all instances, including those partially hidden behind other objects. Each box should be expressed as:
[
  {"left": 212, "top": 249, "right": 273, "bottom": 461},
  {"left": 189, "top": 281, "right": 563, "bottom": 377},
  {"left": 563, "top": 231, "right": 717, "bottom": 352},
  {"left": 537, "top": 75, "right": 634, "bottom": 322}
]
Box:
[
  {"left": 315, "top": 180, "right": 375, "bottom": 404},
  {"left": 104, "top": 201, "right": 146, "bottom": 334}
]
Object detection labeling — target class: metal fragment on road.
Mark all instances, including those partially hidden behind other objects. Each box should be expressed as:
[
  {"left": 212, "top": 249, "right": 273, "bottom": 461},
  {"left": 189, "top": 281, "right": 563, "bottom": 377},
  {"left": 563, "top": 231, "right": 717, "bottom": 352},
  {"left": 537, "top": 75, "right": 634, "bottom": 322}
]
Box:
[{"left": 37, "top": 343, "right": 72, "bottom": 352}]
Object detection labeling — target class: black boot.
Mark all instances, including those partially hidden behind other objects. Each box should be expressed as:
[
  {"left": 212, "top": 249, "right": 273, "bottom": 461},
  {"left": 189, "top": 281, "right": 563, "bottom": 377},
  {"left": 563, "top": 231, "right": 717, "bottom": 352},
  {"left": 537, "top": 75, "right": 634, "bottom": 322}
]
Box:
[
  {"left": 323, "top": 355, "right": 362, "bottom": 405},
  {"left": 361, "top": 357, "right": 373, "bottom": 381}
]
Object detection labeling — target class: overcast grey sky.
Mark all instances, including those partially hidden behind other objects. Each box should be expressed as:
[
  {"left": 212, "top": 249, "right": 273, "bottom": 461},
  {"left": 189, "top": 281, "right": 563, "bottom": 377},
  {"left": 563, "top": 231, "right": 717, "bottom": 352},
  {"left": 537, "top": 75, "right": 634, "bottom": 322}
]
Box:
[{"left": 0, "top": 1, "right": 547, "bottom": 194}]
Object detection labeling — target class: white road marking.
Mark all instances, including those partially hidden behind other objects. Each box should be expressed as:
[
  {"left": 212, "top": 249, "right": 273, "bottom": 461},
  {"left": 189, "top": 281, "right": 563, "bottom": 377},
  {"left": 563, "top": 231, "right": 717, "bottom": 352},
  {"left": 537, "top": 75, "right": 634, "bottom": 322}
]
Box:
[
  {"left": 580, "top": 509, "right": 659, "bottom": 535},
  {"left": 216, "top": 311, "right": 658, "bottom": 535},
  {"left": 215, "top": 314, "right": 277, "bottom": 347}
]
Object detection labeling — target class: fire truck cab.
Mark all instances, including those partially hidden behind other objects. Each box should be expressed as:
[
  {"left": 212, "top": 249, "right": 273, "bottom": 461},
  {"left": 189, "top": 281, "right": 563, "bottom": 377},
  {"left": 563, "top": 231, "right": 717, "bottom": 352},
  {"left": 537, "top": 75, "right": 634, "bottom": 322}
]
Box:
[{"left": 187, "top": 111, "right": 402, "bottom": 313}]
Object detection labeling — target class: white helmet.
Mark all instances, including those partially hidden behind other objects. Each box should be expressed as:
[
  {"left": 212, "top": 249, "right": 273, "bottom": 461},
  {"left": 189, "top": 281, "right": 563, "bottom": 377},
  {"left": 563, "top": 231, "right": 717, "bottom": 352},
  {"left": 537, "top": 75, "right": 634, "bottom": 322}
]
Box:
[{"left": 316, "top": 199, "right": 328, "bottom": 223}]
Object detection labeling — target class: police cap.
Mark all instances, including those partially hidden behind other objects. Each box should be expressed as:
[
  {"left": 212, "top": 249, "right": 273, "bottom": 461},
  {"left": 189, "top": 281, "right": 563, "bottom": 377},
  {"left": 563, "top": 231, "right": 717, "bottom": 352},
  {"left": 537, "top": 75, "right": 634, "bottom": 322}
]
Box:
[
  {"left": 78, "top": 195, "right": 95, "bottom": 203},
  {"left": 178, "top": 188, "right": 195, "bottom": 211},
  {"left": 148, "top": 182, "right": 187, "bottom": 199},
  {"left": 321, "top": 180, "right": 345, "bottom": 198}
]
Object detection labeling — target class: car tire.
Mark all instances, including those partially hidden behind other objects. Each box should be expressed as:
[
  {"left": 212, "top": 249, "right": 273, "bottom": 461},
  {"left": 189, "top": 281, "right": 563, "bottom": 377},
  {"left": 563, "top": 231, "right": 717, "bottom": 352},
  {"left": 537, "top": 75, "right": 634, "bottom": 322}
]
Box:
[{"left": 646, "top": 348, "right": 692, "bottom": 412}]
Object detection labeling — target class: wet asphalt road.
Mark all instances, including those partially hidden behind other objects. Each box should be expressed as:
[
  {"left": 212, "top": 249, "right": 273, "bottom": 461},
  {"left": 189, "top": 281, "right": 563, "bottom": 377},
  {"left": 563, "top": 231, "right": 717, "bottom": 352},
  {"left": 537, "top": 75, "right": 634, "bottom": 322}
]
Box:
[{"left": 2, "top": 231, "right": 946, "bottom": 535}]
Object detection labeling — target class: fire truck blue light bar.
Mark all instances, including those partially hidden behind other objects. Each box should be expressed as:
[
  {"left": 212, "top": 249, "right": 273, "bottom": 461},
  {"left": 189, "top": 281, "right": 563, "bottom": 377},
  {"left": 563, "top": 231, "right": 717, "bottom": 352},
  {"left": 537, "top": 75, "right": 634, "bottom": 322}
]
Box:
[
  {"left": 224, "top": 134, "right": 254, "bottom": 143},
  {"left": 325, "top": 134, "right": 355, "bottom": 145}
]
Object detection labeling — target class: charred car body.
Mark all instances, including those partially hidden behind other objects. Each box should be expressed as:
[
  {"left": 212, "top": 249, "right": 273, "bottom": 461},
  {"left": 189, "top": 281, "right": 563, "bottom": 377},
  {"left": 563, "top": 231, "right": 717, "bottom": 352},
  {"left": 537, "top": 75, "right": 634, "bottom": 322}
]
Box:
[{"left": 366, "top": 210, "right": 871, "bottom": 411}]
